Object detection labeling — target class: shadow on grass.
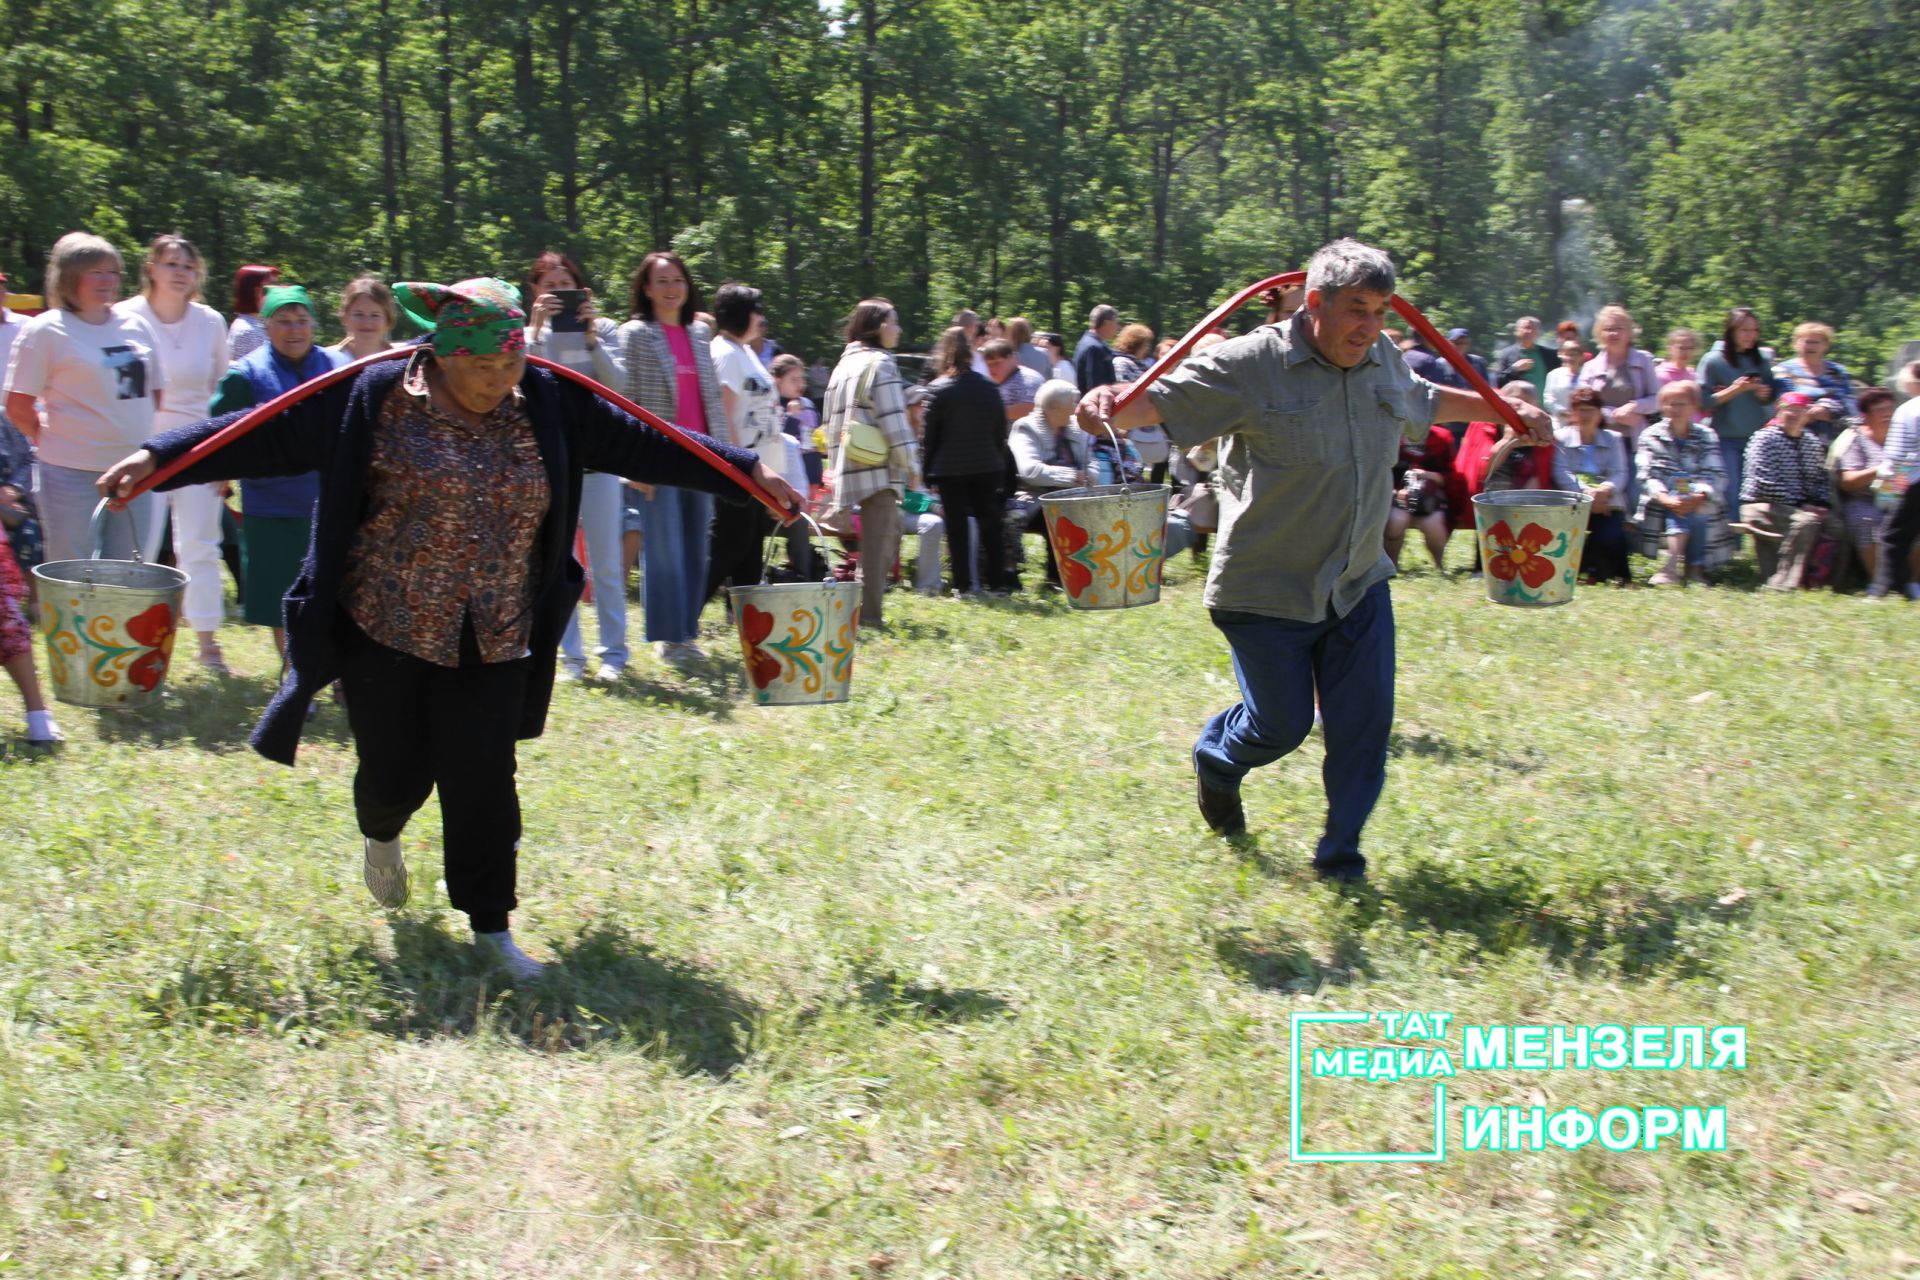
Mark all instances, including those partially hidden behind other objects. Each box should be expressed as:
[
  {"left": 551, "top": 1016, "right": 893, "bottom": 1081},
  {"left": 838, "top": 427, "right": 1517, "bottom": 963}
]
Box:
[
  {"left": 594, "top": 670, "right": 737, "bottom": 719},
  {"left": 1216, "top": 860, "right": 1756, "bottom": 990},
  {"left": 89, "top": 674, "right": 354, "bottom": 754},
  {"left": 1388, "top": 728, "right": 1541, "bottom": 774},
  {"left": 1215, "top": 923, "right": 1372, "bottom": 991},
  {"left": 852, "top": 966, "right": 1013, "bottom": 1024},
  {"left": 1386, "top": 861, "right": 1750, "bottom": 979},
  {"left": 875, "top": 614, "right": 955, "bottom": 642},
  {"left": 149, "top": 920, "right": 758, "bottom": 1078}
]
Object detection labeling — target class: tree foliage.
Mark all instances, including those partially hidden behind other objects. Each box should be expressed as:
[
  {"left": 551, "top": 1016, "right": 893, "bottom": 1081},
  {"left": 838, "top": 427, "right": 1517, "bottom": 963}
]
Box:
[{"left": 4, "top": 0, "right": 1917, "bottom": 371}]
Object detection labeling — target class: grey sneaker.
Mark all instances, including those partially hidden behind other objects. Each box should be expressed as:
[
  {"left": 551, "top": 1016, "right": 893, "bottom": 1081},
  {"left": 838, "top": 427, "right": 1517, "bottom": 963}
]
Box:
[
  {"left": 474, "top": 931, "right": 546, "bottom": 983},
  {"left": 362, "top": 836, "right": 409, "bottom": 908}
]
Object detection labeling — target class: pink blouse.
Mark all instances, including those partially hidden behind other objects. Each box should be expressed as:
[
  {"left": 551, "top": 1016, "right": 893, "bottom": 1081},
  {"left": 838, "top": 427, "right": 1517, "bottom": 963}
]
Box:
[{"left": 661, "top": 324, "right": 708, "bottom": 435}]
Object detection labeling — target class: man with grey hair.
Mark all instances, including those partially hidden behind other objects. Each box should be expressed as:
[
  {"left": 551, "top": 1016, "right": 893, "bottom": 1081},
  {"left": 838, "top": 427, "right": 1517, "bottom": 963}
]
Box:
[
  {"left": 1494, "top": 315, "right": 1554, "bottom": 400},
  {"left": 1075, "top": 304, "right": 1120, "bottom": 391},
  {"left": 1077, "top": 238, "right": 1551, "bottom": 880}
]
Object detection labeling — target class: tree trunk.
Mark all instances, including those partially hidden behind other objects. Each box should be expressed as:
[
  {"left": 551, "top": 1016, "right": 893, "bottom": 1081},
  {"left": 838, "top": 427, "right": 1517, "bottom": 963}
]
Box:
[
  {"left": 377, "top": 0, "right": 401, "bottom": 276},
  {"left": 1048, "top": 94, "right": 1067, "bottom": 333},
  {"left": 857, "top": 0, "right": 878, "bottom": 297},
  {"left": 556, "top": 5, "right": 580, "bottom": 233},
  {"left": 1544, "top": 187, "right": 1564, "bottom": 315},
  {"left": 683, "top": 0, "right": 704, "bottom": 223},
  {"left": 439, "top": 0, "right": 458, "bottom": 244}
]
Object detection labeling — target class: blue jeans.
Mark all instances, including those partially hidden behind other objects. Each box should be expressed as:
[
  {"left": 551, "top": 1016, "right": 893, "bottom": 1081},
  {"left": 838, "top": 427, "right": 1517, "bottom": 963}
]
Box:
[
  {"left": 36, "top": 461, "right": 164, "bottom": 564},
  {"left": 560, "top": 471, "right": 630, "bottom": 670},
  {"left": 638, "top": 485, "right": 712, "bottom": 644},
  {"left": 1661, "top": 509, "right": 1709, "bottom": 565},
  {"left": 1195, "top": 580, "right": 1395, "bottom": 874},
  {"left": 1718, "top": 437, "right": 1746, "bottom": 540}
]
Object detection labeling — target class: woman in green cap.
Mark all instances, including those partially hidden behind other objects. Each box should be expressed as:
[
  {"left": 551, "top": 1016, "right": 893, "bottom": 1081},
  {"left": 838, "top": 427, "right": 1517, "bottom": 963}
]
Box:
[
  {"left": 206, "top": 283, "right": 341, "bottom": 668},
  {"left": 97, "top": 277, "right": 801, "bottom": 983}
]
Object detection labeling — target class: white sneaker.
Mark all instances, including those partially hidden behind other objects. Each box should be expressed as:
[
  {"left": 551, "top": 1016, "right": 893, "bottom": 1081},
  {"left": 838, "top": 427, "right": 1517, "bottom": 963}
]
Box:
[
  {"left": 362, "top": 836, "right": 410, "bottom": 908},
  {"left": 558, "top": 660, "right": 585, "bottom": 683},
  {"left": 474, "top": 931, "right": 546, "bottom": 983},
  {"left": 594, "top": 662, "right": 624, "bottom": 682}
]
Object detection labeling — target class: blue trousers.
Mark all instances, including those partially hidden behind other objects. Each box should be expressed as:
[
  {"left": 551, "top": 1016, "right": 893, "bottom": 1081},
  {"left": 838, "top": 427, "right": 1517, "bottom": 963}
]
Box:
[
  {"left": 1717, "top": 436, "right": 1746, "bottom": 548},
  {"left": 637, "top": 485, "right": 712, "bottom": 644},
  {"left": 560, "top": 471, "right": 631, "bottom": 670},
  {"left": 1194, "top": 580, "right": 1395, "bottom": 874}
]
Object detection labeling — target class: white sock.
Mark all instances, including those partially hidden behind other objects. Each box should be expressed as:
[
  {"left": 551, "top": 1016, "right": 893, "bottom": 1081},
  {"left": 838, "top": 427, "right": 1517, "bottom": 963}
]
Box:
[
  {"left": 25, "top": 710, "right": 56, "bottom": 738},
  {"left": 365, "top": 835, "right": 403, "bottom": 866}
]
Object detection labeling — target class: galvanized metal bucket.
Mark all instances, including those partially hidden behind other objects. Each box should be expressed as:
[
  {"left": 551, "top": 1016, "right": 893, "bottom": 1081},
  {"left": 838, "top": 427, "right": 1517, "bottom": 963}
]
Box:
[
  {"left": 1038, "top": 483, "right": 1171, "bottom": 610},
  {"left": 728, "top": 517, "right": 861, "bottom": 705},
  {"left": 31, "top": 500, "right": 189, "bottom": 707},
  {"left": 1471, "top": 489, "right": 1594, "bottom": 608}
]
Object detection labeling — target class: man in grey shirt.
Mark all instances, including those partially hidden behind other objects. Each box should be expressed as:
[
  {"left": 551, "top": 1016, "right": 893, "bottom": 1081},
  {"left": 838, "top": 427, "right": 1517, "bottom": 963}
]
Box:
[{"left": 1077, "top": 239, "right": 1550, "bottom": 880}]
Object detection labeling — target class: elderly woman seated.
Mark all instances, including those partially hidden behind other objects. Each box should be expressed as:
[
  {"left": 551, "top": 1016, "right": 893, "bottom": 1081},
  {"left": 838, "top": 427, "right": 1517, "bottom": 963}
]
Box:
[
  {"left": 1551, "top": 386, "right": 1633, "bottom": 584},
  {"left": 1008, "top": 379, "right": 1092, "bottom": 589},
  {"left": 1836, "top": 387, "right": 1895, "bottom": 583},
  {"left": 1634, "top": 380, "right": 1734, "bottom": 586}
]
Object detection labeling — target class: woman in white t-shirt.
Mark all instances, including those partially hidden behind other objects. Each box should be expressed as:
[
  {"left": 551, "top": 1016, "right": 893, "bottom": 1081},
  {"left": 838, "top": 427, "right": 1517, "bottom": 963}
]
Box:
[
  {"left": 703, "top": 283, "right": 781, "bottom": 606},
  {"left": 115, "top": 233, "right": 233, "bottom": 672},
  {"left": 3, "top": 232, "right": 167, "bottom": 563}
]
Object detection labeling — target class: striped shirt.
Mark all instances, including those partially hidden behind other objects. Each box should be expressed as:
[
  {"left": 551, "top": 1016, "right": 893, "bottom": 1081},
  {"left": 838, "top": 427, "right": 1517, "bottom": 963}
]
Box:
[{"left": 1739, "top": 426, "right": 1830, "bottom": 506}]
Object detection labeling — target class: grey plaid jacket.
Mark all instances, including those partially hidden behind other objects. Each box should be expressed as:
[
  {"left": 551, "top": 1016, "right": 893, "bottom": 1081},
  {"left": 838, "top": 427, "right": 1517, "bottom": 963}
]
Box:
[{"left": 590, "top": 318, "right": 731, "bottom": 448}]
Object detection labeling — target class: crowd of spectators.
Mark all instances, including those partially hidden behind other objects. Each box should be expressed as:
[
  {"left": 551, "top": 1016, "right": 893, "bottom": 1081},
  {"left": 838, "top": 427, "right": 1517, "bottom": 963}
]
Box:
[{"left": 2, "top": 229, "right": 1917, "bottom": 746}]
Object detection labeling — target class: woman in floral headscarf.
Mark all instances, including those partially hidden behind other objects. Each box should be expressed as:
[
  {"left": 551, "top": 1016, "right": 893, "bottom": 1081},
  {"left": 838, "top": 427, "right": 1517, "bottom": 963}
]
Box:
[{"left": 96, "top": 277, "right": 802, "bottom": 982}]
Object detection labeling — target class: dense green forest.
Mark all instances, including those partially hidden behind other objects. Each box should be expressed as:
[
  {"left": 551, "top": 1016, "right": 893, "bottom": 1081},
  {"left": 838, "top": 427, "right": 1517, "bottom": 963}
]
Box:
[{"left": 2, "top": 0, "right": 1916, "bottom": 371}]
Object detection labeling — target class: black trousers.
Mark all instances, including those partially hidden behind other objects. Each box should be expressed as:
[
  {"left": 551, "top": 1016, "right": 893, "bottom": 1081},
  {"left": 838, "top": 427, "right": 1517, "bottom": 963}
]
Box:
[
  {"left": 1579, "top": 509, "right": 1632, "bottom": 583},
  {"left": 1020, "top": 503, "right": 1061, "bottom": 586},
  {"left": 336, "top": 615, "right": 529, "bottom": 934},
  {"left": 704, "top": 502, "right": 777, "bottom": 607},
  {"left": 1874, "top": 482, "right": 1920, "bottom": 595},
  {"left": 934, "top": 473, "right": 1008, "bottom": 593}
]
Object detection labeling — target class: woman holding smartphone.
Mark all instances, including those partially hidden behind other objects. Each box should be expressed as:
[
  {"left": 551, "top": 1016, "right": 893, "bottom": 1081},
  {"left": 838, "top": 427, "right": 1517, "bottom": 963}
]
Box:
[{"left": 523, "top": 251, "right": 630, "bottom": 681}]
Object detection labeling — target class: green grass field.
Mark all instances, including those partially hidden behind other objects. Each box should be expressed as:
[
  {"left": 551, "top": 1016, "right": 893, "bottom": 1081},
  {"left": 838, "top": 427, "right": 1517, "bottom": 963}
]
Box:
[{"left": 3, "top": 542, "right": 1917, "bottom": 1279}]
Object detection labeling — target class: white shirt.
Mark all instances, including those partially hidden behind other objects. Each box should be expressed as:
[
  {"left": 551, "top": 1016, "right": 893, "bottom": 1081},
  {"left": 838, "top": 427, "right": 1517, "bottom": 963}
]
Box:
[
  {"left": 0, "top": 310, "right": 22, "bottom": 374},
  {"left": 709, "top": 334, "right": 780, "bottom": 460},
  {"left": 115, "top": 296, "right": 230, "bottom": 432},
  {"left": 3, "top": 308, "right": 167, "bottom": 471},
  {"left": 1051, "top": 359, "right": 1077, "bottom": 388},
  {"left": 1544, "top": 364, "right": 1578, "bottom": 421}
]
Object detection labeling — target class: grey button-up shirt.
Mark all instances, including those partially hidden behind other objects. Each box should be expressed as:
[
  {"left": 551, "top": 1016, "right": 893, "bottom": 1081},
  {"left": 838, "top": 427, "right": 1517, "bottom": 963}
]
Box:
[{"left": 1148, "top": 315, "right": 1442, "bottom": 622}]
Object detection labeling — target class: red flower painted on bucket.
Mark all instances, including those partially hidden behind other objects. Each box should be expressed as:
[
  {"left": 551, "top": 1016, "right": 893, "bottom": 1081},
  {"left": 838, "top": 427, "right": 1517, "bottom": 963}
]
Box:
[
  {"left": 739, "top": 604, "right": 781, "bottom": 690},
  {"left": 1485, "top": 520, "right": 1558, "bottom": 590},
  {"left": 1050, "top": 516, "right": 1093, "bottom": 596},
  {"left": 124, "top": 604, "right": 178, "bottom": 692}
]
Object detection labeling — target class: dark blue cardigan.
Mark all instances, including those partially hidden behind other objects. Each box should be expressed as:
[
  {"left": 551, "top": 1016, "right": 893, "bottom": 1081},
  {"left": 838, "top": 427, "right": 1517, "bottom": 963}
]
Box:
[{"left": 145, "top": 358, "right": 760, "bottom": 764}]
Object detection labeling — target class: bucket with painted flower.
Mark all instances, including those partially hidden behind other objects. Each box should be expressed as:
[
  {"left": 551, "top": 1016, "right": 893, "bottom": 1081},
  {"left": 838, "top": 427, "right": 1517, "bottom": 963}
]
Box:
[
  {"left": 728, "top": 518, "right": 861, "bottom": 705},
  {"left": 1038, "top": 483, "right": 1171, "bottom": 610},
  {"left": 31, "top": 500, "right": 188, "bottom": 707},
  {"left": 1471, "top": 489, "right": 1594, "bottom": 607}
]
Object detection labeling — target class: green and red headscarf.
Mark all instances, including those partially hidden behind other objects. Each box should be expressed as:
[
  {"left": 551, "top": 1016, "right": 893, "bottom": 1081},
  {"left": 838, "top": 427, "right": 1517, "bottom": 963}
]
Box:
[{"left": 393, "top": 277, "right": 527, "bottom": 358}]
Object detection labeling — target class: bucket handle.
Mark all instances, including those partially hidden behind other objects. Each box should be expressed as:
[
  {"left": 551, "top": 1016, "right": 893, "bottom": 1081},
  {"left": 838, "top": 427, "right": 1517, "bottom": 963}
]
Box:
[
  {"left": 89, "top": 496, "right": 145, "bottom": 563},
  {"left": 754, "top": 511, "right": 837, "bottom": 586}
]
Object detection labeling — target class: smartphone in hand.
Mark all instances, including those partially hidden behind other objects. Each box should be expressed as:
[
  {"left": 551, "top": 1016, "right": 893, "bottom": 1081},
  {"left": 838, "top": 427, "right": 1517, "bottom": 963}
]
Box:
[{"left": 549, "top": 288, "right": 589, "bottom": 333}]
